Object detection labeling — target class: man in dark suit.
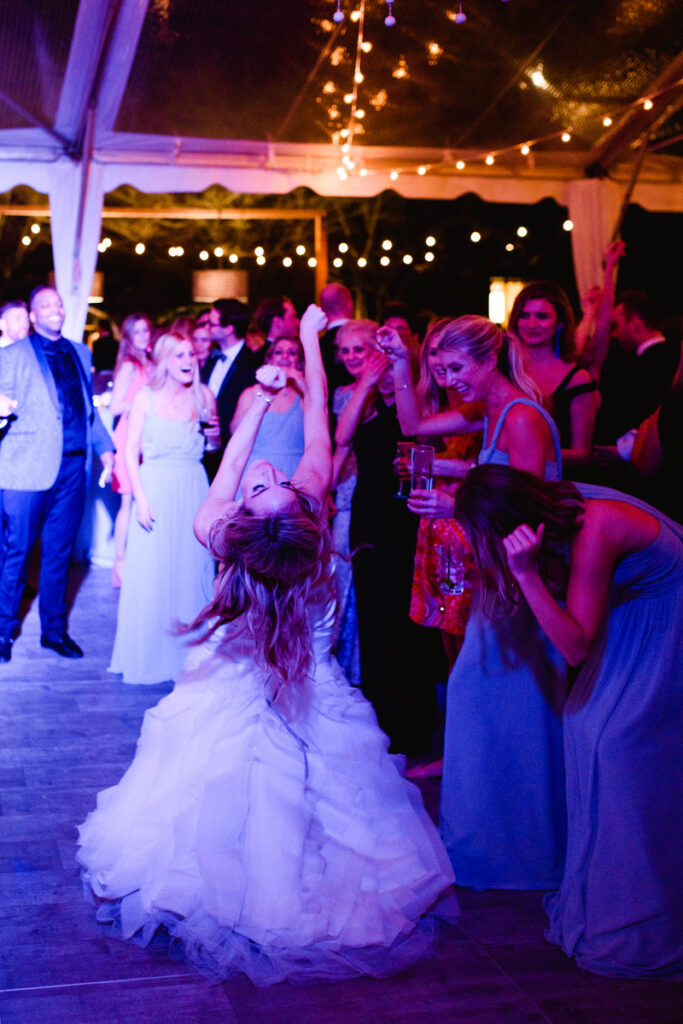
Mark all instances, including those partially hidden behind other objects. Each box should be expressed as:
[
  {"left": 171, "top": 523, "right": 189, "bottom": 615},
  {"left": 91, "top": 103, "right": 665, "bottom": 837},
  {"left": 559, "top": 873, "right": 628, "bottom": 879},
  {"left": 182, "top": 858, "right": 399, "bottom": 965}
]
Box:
[
  {"left": 201, "top": 299, "right": 263, "bottom": 478},
  {"left": 0, "top": 287, "right": 114, "bottom": 662}
]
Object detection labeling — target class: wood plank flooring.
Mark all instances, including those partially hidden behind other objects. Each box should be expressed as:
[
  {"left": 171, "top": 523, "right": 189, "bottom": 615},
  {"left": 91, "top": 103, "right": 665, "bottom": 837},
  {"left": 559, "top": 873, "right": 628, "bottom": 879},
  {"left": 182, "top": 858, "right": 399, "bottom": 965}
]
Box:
[{"left": 0, "top": 566, "right": 679, "bottom": 1023}]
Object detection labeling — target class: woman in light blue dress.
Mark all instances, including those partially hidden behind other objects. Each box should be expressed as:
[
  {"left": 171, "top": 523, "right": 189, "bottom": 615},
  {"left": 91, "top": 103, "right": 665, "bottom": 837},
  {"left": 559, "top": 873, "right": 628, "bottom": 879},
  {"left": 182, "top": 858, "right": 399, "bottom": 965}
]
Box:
[
  {"left": 454, "top": 465, "right": 683, "bottom": 979},
  {"left": 230, "top": 338, "right": 305, "bottom": 492},
  {"left": 381, "top": 316, "right": 567, "bottom": 889},
  {"left": 109, "top": 333, "right": 216, "bottom": 685}
]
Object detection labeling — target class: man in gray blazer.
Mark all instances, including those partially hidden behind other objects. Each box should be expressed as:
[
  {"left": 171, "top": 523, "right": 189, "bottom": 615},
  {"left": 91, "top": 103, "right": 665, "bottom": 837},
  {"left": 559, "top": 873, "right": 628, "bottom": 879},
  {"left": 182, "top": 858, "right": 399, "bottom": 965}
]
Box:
[{"left": 0, "top": 288, "right": 114, "bottom": 662}]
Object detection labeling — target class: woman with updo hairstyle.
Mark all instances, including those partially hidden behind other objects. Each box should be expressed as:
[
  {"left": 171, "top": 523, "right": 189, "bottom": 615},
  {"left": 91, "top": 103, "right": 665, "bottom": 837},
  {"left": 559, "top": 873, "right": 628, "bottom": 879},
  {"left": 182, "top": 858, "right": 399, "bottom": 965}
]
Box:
[
  {"left": 507, "top": 281, "right": 598, "bottom": 470},
  {"left": 380, "top": 314, "right": 567, "bottom": 891},
  {"left": 78, "top": 305, "right": 457, "bottom": 987},
  {"left": 453, "top": 464, "right": 683, "bottom": 980},
  {"left": 108, "top": 331, "right": 218, "bottom": 685},
  {"left": 109, "top": 313, "right": 155, "bottom": 586}
]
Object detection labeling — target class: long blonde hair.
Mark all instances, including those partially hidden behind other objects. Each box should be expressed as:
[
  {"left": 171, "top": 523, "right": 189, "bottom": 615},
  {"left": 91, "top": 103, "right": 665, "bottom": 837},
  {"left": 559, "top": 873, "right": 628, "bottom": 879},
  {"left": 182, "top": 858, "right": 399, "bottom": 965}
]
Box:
[
  {"left": 151, "top": 331, "right": 205, "bottom": 416},
  {"left": 437, "top": 315, "right": 541, "bottom": 402}
]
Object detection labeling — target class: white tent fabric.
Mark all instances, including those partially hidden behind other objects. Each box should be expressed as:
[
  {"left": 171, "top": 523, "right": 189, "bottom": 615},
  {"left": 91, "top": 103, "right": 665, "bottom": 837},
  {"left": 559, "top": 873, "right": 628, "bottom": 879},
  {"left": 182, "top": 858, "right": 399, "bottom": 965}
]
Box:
[{"left": 1, "top": 0, "right": 682, "bottom": 340}]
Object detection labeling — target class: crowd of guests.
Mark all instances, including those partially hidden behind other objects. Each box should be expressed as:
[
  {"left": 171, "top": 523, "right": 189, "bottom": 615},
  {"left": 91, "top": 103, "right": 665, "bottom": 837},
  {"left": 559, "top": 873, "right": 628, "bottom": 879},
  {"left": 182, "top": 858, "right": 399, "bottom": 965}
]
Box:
[{"left": 1, "top": 247, "right": 682, "bottom": 983}]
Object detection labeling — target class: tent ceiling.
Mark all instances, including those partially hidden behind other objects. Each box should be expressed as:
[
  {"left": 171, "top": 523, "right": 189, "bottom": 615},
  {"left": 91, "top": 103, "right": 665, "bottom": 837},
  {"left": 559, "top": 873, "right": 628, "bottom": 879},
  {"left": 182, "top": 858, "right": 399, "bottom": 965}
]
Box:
[{"left": 0, "top": 0, "right": 682, "bottom": 188}]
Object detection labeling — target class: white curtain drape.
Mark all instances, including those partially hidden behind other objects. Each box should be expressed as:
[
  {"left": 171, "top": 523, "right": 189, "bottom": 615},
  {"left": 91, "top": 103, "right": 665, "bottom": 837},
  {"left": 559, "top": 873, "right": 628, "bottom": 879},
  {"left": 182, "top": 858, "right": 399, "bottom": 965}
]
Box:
[
  {"left": 565, "top": 179, "right": 624, "bottom": 300},
  {"left": 48, "top": 157, "right": 104, "bottom": 342}
]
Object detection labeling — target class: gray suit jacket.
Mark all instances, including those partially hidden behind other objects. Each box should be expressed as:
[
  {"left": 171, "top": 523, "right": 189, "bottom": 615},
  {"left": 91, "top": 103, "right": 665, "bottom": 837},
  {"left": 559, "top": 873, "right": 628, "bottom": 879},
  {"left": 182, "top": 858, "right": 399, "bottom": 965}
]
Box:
[{"left": 0, "top": 335, "right": 114, "bottom": 491}]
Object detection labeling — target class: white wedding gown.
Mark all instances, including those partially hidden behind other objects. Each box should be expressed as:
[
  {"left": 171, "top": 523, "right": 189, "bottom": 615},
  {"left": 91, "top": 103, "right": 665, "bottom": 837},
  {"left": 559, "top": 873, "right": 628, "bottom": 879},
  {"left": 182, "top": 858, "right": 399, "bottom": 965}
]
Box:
[{"left": 78, "top": 578, "right": 457, "bottom": 985}]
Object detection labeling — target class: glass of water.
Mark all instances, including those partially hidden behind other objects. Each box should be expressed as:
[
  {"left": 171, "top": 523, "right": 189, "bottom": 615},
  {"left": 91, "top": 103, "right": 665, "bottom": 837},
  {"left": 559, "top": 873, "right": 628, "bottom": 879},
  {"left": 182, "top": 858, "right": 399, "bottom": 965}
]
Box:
[{"left": 410, "top": 445, "right": 434, "bottom": 492}]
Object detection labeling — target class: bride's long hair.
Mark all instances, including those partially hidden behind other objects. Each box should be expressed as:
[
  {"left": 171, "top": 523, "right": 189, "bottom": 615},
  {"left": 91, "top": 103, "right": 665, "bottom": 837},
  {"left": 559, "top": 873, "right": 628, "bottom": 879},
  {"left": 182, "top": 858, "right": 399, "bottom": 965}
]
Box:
[{"left": 187, "top": 495, "right": 331, "bottom": 686}]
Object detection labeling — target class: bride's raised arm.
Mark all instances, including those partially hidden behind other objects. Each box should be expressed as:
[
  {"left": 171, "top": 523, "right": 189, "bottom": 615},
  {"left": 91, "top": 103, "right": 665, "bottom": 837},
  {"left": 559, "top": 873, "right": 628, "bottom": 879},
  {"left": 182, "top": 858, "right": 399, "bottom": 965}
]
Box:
[
  {"left": 193, "top": 367, "right": 285, "bottom": 546},
  {"left": 290, "top": 304, "right": 332, "bottom": 505}
]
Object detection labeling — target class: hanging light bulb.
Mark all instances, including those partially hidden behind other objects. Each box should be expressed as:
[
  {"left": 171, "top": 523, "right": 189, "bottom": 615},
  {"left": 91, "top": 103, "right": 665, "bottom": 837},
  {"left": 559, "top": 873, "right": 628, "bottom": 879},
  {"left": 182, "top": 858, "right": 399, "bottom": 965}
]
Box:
[
  {"left": 333, "top": 0, "right": 344, "bottom": 24},
  {"left": 454, "top": 2, "right": 466, "bottom": 24},
  {"left": 385, "top": 1, "right": 396, "bottom": 27}
]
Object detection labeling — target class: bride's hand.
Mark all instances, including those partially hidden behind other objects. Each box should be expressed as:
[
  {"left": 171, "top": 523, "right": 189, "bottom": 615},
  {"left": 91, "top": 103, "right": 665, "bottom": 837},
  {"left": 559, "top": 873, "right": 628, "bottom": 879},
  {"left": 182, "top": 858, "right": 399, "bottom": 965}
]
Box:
[{"left": 255, "top": 364, "right": 287, "bottom": 398}]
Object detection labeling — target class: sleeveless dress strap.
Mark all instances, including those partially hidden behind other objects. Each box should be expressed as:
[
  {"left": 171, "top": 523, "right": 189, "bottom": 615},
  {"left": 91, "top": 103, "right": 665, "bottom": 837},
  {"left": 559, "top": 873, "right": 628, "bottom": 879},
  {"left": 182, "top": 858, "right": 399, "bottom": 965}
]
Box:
[
  {"left": 556, "top": 364, "right": 582, "bottom": 391},
  {"left": 487, "top": 398, "right": 563, "bottom": 479}
]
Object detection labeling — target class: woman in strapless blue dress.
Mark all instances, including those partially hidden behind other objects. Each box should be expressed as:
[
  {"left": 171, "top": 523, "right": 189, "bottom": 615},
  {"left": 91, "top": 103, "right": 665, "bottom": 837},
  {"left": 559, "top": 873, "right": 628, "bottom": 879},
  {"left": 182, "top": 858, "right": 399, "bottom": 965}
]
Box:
[
  {"left": 381, "top": 316, "right": 568, "bottom": 890},
  {"left": 454, "top": 465, "right": 683, "bottom": 980},
  {"left": 79, "top": 307, "right": 457, "bottom": 986}
]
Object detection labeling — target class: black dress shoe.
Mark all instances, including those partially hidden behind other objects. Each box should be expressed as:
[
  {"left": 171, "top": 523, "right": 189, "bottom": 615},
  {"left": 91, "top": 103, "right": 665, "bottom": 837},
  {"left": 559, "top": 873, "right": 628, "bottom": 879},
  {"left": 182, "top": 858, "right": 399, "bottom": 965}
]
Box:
[
  {"left": 0, "top": 639, "right": 12, "bottom": 663},
  {"left": 40, "top": 634, "right": 84, "bottom": 658}
]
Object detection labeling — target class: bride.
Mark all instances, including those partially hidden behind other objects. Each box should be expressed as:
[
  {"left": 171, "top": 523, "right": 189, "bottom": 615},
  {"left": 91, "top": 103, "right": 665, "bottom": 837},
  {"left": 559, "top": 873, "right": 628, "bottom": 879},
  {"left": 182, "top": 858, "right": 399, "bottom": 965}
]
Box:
[{"left": 77, "top": 304, "right": 457, "bottom": 986}]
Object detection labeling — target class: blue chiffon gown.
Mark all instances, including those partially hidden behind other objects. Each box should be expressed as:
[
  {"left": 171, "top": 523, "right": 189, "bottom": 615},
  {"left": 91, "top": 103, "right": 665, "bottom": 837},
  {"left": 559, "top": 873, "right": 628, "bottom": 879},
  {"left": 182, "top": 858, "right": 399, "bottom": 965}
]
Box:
[
  {"left": 545, "top": 486, "right": 683, "bottom": 979},
  {"left": 440, "top": 398, "right": 568, "bottom": 889},
  {"left": 109, "top": 395, "right": 214, "bottom": 684}
]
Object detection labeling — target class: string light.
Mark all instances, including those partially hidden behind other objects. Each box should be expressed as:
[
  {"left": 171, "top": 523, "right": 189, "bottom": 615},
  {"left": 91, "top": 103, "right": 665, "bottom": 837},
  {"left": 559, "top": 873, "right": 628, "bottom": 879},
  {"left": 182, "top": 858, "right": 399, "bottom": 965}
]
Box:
[
  {"left": 214, "top": 246, "right": 224, "bottom": 257},
  {"left": 380, "top": 255, "right": 390, "bottom": 266},
  {"left": 424, "top": 251, "right": 435, "bottom": 262},
  {"left": 485, "top": 154, "right": 495, "bottom": 165},
  {"left": 254, "top": 246, "right": 265, "bottom": 257},
  {"left": 505, "top": 243, "right": 515, "bottom": 252},
  {"left": 338, "top": 242, "right": 349, "bottom": 252},
  {"left": 350, "top": 8, "right": 361, "bottom": 22},
  {"left": 256, "top": 255, "right": 266, "bottom": 266},
  {"left": 21, "top": 235, "right": 31, "bottom": 246},
  {"left": 30, "top": 223, "right": 40, "bottom": 234},
  {"left": 516, "top": 226, "right": 528, "bottom": 237},
  {"left": 135, "top": 242, "right": 146, "bottom": 255},
  {"left": 358, "top": 256, "right": 367, "bottom": 267},
  {"left": 417, "top": 165, "right": 427, "bottom": 175},
  {"left": 359, "top": 167, "right": 368, "bottom": 176},
  {"left": 382, "top": 239, "right": 393, "bottom": 250},
  {"left": 602, "top": 116, "right": 613, "bottom": 127},
  {"left": 470, "top": 231, "right": 481, "bottom": 243},
  {"left": 643, "top": 98, "right": 653, "bottom": 110},
  {"left": 229, "top": 253, "right": 238, "bottom": 264},
  {"left": 403, "top": 254, "right": 413, "bottom": 264},
  {"left": 333, "top": 257, "right": 343, "bottom": 268},
  {"left": 456, "top": 160, "right": 466, "bottom": 170},
  {"left": 308, "top": 257, "right": 317, "bottom": 268},
  {"left": 561, "top": 131, "right": 572, "bottom": 143},
  {"left": 390, "top": 170, "right": 399, "bottom": 180},
  {"left": 425, "top": 236, "right": 436, "bottom": 246},
  {"left": 296, "top": 244, "right": 306, "bottom": 255},
  {"left": 520, "top": 144, "right": 530, "bottom": 156},
  {"left": 563, "top": 219, "right": 574, "bottom": 231},
  {"left": 283, "top": 256, "right": 293, "bottom": 267}
]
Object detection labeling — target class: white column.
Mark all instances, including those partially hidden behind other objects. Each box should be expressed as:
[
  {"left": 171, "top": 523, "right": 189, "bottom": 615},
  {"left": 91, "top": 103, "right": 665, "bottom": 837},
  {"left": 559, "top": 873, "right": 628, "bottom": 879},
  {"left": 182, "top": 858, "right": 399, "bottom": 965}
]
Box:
[{"left": 48, "top": 157, "right": 104, "bottom": 342}]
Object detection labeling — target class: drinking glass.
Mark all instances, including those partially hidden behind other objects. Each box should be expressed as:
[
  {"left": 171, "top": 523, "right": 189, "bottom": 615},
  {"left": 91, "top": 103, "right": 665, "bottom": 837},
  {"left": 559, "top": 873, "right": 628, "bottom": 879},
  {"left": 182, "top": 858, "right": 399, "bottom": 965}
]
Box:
[
  {"left": 410, "top": 444, "right": 434, "bottom": 492},
  {"left": 439, "top": 542, "right": 467, "bottom": 596}
]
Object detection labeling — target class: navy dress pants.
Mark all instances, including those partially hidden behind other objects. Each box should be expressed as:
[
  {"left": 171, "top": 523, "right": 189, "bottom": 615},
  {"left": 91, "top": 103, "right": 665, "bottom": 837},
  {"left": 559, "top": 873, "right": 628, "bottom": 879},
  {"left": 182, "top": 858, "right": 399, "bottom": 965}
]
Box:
[{"left": 0, "top": 454, "right": 86, "bottom": 642}]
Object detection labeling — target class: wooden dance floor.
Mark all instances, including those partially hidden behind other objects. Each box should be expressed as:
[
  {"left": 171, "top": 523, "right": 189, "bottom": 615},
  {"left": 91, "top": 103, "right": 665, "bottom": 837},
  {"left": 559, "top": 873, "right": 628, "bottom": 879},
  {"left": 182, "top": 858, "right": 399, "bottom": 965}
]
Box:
[{"left": 0, "top": 566, "right": 679, "bottom": 1024}]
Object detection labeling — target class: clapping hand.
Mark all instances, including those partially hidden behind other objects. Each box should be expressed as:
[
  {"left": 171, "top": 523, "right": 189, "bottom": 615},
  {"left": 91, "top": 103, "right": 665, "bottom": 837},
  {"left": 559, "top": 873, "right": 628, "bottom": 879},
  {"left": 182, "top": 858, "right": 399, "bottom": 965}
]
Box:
[
  {"left": 502, "top": 523, "right": 544, "bottom": 578},
  {"left": 359, "top": 349, "right": 390, "bottom": 388}
]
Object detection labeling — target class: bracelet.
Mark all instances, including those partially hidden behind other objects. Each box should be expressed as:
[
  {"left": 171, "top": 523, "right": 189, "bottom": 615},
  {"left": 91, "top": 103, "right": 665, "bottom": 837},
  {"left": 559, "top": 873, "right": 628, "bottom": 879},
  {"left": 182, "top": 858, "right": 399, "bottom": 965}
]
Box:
[{"left": 256, "top": 390, "right": 273, "bottom": 406}]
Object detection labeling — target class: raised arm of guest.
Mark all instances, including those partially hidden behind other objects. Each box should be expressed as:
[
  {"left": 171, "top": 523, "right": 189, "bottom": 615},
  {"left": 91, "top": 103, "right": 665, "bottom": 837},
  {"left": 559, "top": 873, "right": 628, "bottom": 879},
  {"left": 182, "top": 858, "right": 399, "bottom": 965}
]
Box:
[
  {"left": 377, "top": 327, "right": 484, "bottom": 439},
  {"left": 579, "top": 240, "right": 626, "bottom": 378}
]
